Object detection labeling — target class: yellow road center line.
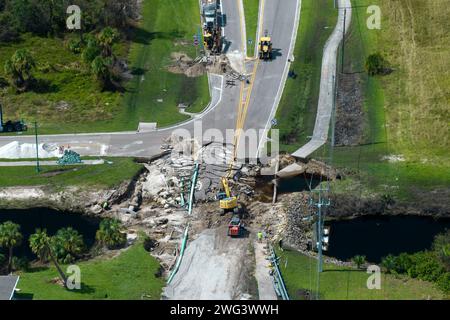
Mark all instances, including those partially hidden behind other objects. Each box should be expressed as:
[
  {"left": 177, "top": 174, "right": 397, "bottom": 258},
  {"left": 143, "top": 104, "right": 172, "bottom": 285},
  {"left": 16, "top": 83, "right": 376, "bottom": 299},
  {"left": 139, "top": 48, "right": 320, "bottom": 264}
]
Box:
[{"left": 228, "top": 0, "right": 265, "bottom": 176}]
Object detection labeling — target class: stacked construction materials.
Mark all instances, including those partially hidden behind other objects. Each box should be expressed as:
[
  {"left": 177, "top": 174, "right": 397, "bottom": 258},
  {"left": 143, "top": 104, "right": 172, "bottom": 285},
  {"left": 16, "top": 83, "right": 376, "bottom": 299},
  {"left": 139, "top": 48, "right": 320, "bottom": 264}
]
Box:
[{"left": 57, "top": 150, "right": 82, "bottom": 165}]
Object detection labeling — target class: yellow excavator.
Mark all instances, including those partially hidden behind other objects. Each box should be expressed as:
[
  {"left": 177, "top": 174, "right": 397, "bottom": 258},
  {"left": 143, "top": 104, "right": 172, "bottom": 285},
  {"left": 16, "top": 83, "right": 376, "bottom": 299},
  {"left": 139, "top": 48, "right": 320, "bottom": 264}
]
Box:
[
  {"left": 259, "top": 32, "right": 273, "bottom": 60},
  {"left": 217, "top": 177, "right": 239, "bottom": 215}
]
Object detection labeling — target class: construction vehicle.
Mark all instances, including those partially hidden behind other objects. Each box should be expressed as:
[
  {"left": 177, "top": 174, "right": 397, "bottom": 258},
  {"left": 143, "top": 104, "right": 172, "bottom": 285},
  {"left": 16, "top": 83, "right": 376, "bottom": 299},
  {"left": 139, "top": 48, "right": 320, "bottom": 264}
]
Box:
[
  {"left": 202, "top": 0, "right": 222, "bottom": 54},
  {"left": 0, "top": 103, "right": 27, "bottom": 133},
  {"left": 258, "top": 31, "right": 273, "bottom": 60},
  {"left": 228, "top": 215, "right": 244, "bottom": 237},
  {"left": 217, "top": 177, "right": 240, "bottom": 215}
]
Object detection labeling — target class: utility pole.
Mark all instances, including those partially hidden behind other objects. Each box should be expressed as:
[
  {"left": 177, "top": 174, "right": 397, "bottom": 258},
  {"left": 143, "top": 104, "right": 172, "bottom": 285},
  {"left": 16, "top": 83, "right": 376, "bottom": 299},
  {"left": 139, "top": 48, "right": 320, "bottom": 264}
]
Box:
[
  {"left": 341, "top": 8, "right": 347, "bottom": 74},
  {"left": 34, "top": 121, "right": 40, "bottom": 173}
]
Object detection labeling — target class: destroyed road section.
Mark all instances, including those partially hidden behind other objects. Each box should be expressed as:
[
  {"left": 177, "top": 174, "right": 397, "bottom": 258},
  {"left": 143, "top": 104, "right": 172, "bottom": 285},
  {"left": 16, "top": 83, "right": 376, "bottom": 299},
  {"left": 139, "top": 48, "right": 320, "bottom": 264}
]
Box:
[
  {"left": 163, "top": 228, "right": 255, "bottom": 300},
  {"left": 0, "top": 130, "right": 340, "bottom": 299},
  {"left": 89, "top": 135, "right": 338, "bottom": 300}
]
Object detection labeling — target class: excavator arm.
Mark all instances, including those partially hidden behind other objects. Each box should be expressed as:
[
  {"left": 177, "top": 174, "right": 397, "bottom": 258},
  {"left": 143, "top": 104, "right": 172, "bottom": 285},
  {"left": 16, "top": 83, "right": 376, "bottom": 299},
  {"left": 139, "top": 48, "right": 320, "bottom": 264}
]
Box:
[{"left": 221, "top": 177, "right": 231, "bottom": 198}]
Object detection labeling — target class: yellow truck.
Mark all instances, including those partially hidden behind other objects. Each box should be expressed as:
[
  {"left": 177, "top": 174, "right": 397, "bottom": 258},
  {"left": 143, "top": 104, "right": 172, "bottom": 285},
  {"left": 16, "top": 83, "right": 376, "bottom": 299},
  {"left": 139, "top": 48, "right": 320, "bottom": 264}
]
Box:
[{"left": 259, "top": 33, "right": 273, "bottom": 60}]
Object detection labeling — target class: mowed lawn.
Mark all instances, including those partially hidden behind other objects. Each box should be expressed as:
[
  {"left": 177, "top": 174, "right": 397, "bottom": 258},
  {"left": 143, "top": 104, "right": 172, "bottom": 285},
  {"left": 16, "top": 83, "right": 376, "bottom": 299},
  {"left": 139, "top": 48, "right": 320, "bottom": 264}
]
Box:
[
  {"left": 0, "top": 158, "right": 143, "bottom": 190},
  {"left": 243, "top": 0, "right": 260, "bottom": 57},
  {"left": 274, "top": 0, "right": 337, "bottom": 153},
  {"left": 17, "top": 243, "right": 165, "bottom": 300},
  {"left": 124, "top": 0, "right": 210, "bottom": 124},
  {"left": 277, "top": 249, "right": 445, "bottom": 300},
  {"left": 0, "top": 0, "right": 210, "bottom": 134}
]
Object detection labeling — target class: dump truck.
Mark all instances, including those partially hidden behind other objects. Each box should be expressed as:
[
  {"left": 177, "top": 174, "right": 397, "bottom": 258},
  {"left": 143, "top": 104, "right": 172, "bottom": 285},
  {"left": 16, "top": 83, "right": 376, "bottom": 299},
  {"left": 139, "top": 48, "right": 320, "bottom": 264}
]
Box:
[
  {"left": 217, "top": 177, "right": 240, "bottom": 215},
  {"left": 0, "top": 103, "right": 27, "bottom": 133},
  {"left": 228, "top": 215, "right": 244, "bottom": 237},
  {"left": 202, "top": 0, "right": 222, "bottom": 54},
  {"left": 259, "top": 32, "right": 273, "bottom": 60}
]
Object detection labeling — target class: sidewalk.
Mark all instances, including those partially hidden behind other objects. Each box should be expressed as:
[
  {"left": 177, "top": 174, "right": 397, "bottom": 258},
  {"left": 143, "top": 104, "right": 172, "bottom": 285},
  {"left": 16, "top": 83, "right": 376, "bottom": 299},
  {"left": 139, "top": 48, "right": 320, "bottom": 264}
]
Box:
[
  {"left": 0, "top": 160, "right": 105, "bottom": 166},
  {"left": 254, "top": 241, "right": 278, "bottom": 300}
]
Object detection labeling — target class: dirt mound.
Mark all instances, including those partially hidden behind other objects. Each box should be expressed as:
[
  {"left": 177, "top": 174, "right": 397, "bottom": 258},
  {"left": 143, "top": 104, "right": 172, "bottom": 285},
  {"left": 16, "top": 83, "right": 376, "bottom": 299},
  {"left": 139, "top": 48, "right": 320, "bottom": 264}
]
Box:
[{"left": 167, "top": 52, "right": 206, "bottom": 77}]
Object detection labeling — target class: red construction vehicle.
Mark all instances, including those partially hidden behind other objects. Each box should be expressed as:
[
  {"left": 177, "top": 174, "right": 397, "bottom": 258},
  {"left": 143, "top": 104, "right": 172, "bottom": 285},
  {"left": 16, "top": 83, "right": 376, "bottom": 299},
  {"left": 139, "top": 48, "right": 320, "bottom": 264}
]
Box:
[{"left": 228, "top": 215, "right": 244, "bottom": 237}]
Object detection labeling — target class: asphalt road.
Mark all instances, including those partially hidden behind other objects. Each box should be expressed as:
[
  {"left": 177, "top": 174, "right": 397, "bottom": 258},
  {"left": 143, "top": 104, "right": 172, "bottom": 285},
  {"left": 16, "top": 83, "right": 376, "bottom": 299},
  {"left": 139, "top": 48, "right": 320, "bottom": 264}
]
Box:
[{"left": 0, "top": 0, "right": 301, "bottom": 165}]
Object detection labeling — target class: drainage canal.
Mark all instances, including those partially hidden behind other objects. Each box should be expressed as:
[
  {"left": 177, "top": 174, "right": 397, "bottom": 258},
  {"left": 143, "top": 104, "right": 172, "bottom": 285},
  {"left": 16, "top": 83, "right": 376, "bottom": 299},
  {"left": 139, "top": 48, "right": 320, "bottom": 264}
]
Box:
[
  {"left": 0, "top": 208, "right": 101, "bottom": 260},
  {"left": 326, "top": 215, "right": 450, "bottom": 263}
]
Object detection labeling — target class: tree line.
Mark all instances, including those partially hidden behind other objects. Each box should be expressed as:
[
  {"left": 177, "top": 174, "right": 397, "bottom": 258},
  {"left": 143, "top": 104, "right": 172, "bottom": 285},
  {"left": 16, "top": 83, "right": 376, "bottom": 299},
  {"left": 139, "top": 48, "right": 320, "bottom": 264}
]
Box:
[
  {"left": 0, "top": 218, "right": 127, "bottom": 288},
  {"left": 351, "top": 230, "right": 450, "bottom": 294},
  {"left": 1, "top": 0, "right": 139, "bottom": 92},
  {"left": 0, "top": 0, "right": 138, "bottom": 42}
]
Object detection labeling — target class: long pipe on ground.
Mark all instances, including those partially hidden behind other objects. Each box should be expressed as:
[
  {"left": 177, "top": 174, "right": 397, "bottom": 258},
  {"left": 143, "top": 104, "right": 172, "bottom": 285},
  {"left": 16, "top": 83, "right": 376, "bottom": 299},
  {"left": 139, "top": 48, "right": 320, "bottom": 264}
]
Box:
[
  {"left": 167, "top": 224, "right": 189, "bottom": 285},
  {"left": 188, "top": 163, "right": 200, "bottom": 215}
]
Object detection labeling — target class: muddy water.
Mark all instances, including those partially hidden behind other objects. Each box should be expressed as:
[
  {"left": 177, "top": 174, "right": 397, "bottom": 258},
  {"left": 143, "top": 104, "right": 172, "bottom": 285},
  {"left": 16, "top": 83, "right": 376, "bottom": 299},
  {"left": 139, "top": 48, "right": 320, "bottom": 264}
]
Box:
[
  {"left": 255, "top": 175, "right": 321, "bottom": 202},
  {"left": 0, "top": 208, "right": 100, "bottom": 259},
  {"left": 326, "top": 215, "right": 450, "bottom": 263}
]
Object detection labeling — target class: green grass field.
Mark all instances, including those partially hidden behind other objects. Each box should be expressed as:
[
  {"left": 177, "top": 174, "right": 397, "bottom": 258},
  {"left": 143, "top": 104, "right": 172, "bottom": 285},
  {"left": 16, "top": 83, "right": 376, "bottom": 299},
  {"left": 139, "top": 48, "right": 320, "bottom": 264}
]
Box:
[
  {"left": 0, "top": 158, "right": 142, "bottom": 189},
  {"left": 277, "top": 249, "right": 445, "bottom": 300},
  {"left": 322, "top": 0, "right": 450, "bottom": 200},
  {"left": 274, "top": 0, "right": 337, "bottom": 153},
  {"left": 0, "top": 0, "right": 209, "bottom": 134},
  {"left": 17, "top": 243, "right": 165, "bottom": 300},
  {"left": 243, "top": 0, "right": 260, "bottom": 58},
  {"left": 123, "top": 0, "right": 210, "bottom": 124},
  {"left": 0, "top": 34, "right": 124, "bottom": 134}
]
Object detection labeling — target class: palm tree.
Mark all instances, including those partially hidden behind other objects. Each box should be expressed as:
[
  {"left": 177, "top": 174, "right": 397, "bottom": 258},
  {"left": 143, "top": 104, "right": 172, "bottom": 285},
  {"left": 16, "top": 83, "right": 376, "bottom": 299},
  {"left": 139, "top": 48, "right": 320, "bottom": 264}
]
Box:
[
  {"left": 51, "top": 227, "right": 85, "bottom": 264},
  {"left": 352, "top": 255, "right": 366, "bottom": 269},
  {"left": 96, "top": 218, "right": 126, "bottom": 249},
  {"left": 82, "top": 36, "right": 102, "bottom": 65},
  {"left": 97, "top": 27, "right": 119, "bottom": 58},
  {"left": 4, "top": 49, "right": 36, "bottom": 92},
  {"left": 91, "top": 56, "right": 113, "bottom": 89},
  {"left": 29, "top": 229, "right": 67, "bottom": 286},
  {"left": 381, "top": 255, "right": 396, "bottom": 274},
  {"left": 0, "top": 221, "right": 23, "bottom": 273}
]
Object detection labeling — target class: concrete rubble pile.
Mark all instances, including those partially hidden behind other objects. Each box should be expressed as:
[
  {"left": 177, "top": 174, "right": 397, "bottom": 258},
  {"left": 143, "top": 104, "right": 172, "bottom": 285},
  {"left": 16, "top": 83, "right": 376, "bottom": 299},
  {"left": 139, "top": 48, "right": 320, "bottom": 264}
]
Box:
[{"left": 282, "top": 193, "right": 313, "bottom": 251}]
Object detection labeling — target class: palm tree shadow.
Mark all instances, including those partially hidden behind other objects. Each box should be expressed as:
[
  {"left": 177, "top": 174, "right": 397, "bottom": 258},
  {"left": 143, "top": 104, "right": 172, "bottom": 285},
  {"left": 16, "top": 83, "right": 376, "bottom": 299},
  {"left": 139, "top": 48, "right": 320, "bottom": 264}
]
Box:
[
  {"left": 26, "top": 266, "right": 50, "bottom": 273},
  {"left": 66, "top": 282, "right": 96, "bottom": 295},
  {"left": 129, "top": 27, "right": 186, "bottom": 45},
  {"left": 14, "top": 292, "right": 34, "bottom": 300},
  {"left": 323, "top": 269, "right": 362, "bottom": 273}
]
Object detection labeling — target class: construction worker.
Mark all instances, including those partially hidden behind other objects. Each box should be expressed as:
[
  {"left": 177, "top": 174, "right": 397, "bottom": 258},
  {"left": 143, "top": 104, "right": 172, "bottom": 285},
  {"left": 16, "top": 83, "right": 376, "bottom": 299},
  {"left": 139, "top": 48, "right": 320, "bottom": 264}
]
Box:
[{"left": 257, "top": 231, "right": 263, "bottom": 243}]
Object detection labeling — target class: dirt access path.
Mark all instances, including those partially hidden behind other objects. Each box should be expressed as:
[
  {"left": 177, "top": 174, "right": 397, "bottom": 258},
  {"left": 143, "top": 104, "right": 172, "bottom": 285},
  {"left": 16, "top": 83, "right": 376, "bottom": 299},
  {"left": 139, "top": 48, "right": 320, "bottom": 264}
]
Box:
[{"left": 163, "top": 227, "right": 257, "bottom": 300}]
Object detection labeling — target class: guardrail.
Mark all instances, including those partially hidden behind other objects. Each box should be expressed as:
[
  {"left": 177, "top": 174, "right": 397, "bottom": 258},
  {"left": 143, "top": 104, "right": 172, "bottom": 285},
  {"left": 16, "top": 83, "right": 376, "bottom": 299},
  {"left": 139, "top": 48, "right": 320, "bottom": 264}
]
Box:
[{"left": 269, "top": 245, "right": 290, "bottom": 300}]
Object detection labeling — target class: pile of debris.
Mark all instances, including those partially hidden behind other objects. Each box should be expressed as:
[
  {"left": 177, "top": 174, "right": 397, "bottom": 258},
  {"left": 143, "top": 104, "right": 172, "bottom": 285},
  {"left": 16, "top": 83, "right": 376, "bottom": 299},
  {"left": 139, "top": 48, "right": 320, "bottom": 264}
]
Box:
[
  {"left": 167, "top": 51, "right": 235, "bottom": 77},
  {"left": 167, "top": 52, "right": 207, "bottom": 77},
  {"left": 282, "top": 193, "right": 314, "bottom": 251}
]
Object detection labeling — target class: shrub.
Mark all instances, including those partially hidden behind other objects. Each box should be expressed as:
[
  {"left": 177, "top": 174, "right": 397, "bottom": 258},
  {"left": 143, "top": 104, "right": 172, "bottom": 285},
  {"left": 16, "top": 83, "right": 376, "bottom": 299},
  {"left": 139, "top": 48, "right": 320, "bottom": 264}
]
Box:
[
  {"left": 432, "top": 230, "right": 450, "bottom": 270},
  {"left": 436, "top": 272, "right": 450, "bottom": 293},
  {"left": 67, "top": 38, "right": 83, "bottom": 54},
  {"left": 96, "top": 218, "right": 127, "bottom": 249},
  {"left": 365, "top": 53, "right": 389, "bottom": 76},
  {"left": 407, "top": 251, "right": 445, "bottom": 282},
  {"left": 393, "top": 252, "right": 413, "bottom": 274},
  {"left": 12, "top": 256, "right": 29, "bottom": 271}
]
